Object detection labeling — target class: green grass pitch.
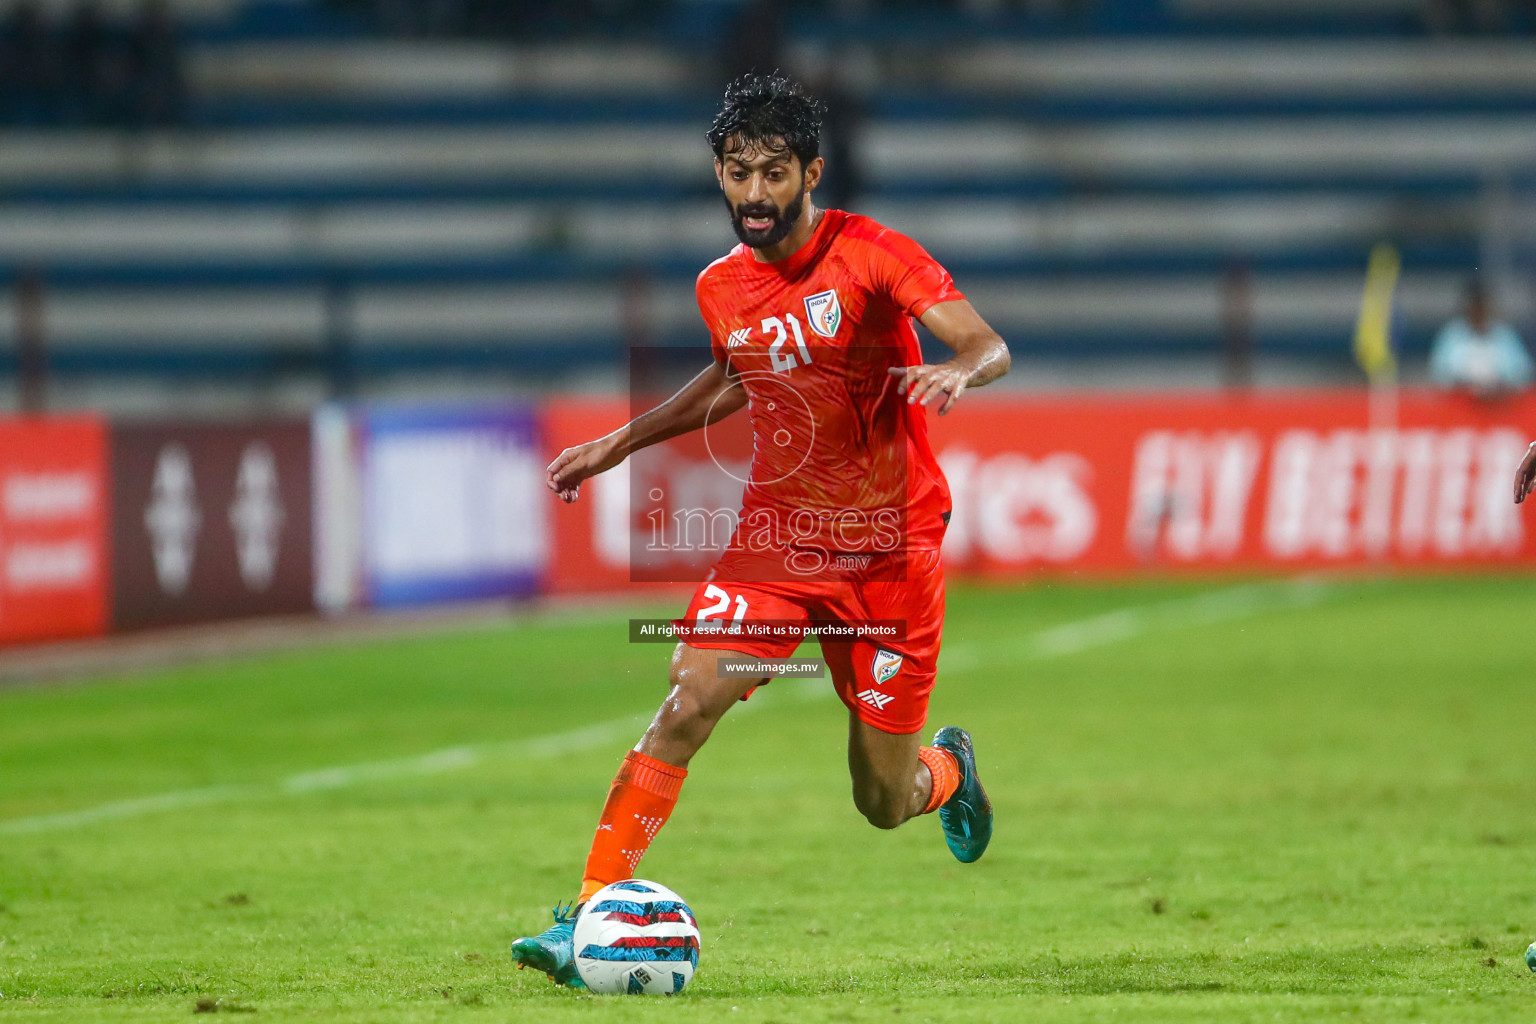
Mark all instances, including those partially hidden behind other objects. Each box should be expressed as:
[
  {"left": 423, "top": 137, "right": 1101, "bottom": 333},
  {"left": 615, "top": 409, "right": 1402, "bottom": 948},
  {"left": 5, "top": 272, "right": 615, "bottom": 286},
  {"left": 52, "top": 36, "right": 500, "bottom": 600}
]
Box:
[{"left": 3, "top": 574, "right": 1536, "bottom": 1022}]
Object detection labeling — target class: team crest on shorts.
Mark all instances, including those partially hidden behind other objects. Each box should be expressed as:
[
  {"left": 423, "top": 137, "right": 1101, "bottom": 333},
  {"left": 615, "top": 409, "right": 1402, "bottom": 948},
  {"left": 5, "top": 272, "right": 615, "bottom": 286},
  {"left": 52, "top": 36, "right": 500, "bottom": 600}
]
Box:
[
  {"left": 871, "top": 648, "right": 903, "bottom": 686},
  {"left": 803, "top": 289, "right": 842, "bottom": 338}
]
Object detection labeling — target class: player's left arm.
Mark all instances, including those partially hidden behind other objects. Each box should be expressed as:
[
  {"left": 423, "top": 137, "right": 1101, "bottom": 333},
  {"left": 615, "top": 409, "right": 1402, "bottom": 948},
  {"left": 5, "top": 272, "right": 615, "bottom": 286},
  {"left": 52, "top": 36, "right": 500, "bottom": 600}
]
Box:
[{"left": 889, "top": 299, "right": 1011, "bottom": 416}]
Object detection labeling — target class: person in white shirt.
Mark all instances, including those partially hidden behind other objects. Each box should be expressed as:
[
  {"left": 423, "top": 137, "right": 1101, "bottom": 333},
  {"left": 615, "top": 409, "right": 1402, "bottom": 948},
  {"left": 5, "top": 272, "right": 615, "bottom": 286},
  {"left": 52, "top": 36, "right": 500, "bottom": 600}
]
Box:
[{"left": 1429, "top": 279, "right": 1533, "bottom": 397}]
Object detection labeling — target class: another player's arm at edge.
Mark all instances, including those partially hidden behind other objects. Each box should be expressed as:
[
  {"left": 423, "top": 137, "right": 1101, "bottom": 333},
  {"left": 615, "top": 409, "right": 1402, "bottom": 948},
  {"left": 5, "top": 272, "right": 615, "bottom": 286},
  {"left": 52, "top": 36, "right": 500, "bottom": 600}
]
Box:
[
  {"left": 546, "top": 358, "right": 746, "bottom": 502},
  {"left": 1515, "top": 440, "right": 1536, "bottom": 504},
  {"left": 889, "top": 298, "right": 1011, "bottom": 416}
]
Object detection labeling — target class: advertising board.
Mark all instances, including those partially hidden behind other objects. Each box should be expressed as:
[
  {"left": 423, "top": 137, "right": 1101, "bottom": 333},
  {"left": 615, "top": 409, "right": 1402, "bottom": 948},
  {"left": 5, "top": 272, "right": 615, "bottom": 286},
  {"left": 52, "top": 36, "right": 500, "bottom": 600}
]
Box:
[
  {"left": 540, "top": 390, "right": 1536, "bottom": 590},
  {"left": 359, "top": 406, "right": 544, "bottom": 607},
  {"left": 111, "top": 421, "right": 315, "bottom": 628},
  {"left": 0, "top": 417, "right": 109, "bottom": 645}
]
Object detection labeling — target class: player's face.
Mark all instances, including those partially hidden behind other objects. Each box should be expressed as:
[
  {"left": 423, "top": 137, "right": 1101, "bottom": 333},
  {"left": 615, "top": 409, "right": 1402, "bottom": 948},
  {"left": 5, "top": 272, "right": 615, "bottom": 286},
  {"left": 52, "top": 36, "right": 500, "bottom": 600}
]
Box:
[{"left": 716, "top": 143, "right": 816, "bottom": 249}]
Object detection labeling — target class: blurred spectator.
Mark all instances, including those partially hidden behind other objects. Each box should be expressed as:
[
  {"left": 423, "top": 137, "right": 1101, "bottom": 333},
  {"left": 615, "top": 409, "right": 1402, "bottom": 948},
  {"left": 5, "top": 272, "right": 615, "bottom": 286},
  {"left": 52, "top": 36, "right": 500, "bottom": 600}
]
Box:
[
  {"left": 334, "top": 0, "right": 672, "bottom": 40},
  {"left": 1429, "top": 279, "right": 1533, "bottom": 396},
  {"left": 5, "top": 0, "right": 187, "bottom": 128},
  {"left": 124, "top": 0, "right": 185, "bottom": 126},
  {"left": 722, "top": 0, "right": 785, "bottom": 82},
  {"left": 371, "top": 0, "right": 464, "bottom": 38},
  {"left": 961, "top": 0, "right": 1096, "bottom": 17},
  {"left": 811, "top": 62, "right": 863, "bottom": 210},
  {"left": 1, "top": 0, "right": 59, "bottom": 125},
  {"left": 1424, "top": 0, "right": 1536, "bottom": 33},
  {"left": 60, "top": 0, "right": 117, "bottom": 125}
]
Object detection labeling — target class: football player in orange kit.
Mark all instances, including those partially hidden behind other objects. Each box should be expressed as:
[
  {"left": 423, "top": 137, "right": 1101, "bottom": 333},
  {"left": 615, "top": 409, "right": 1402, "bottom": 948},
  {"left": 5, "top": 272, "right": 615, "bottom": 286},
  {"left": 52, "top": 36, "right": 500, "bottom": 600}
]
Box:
[{"left": 512, "top": 73, "right": 1011, "bottom": 987}]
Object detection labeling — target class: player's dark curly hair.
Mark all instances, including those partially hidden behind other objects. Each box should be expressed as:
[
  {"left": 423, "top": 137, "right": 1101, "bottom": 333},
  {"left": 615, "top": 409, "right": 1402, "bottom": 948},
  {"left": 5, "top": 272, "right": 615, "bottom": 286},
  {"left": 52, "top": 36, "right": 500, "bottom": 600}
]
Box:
[{"left": 706, "top": 73, "right": 826, "bottom": 169}]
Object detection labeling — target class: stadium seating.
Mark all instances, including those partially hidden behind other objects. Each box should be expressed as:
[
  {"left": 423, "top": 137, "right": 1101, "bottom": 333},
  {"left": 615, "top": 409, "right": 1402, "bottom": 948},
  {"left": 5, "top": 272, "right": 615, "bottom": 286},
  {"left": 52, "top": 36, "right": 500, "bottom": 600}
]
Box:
[{"left": 3, "top": 0, "right": 1535, "bottom": 398}]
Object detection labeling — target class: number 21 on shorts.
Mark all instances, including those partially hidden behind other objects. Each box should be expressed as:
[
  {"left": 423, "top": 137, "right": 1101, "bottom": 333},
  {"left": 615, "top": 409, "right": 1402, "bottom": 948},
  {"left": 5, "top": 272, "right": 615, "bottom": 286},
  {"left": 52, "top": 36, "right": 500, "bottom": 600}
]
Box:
[{"left": 696, "top": 583, "right": 748, "bottom": 633}]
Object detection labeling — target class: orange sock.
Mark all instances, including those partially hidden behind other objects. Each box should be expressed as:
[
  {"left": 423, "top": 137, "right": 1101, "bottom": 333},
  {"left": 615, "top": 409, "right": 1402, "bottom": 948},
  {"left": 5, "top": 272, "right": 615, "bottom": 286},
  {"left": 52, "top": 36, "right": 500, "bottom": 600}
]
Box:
[
  {"left": 578, "top": 750, "right": 687, "bottom": 903},
  {"left": 917, "top": 746, "right": 961, "bottom": 815}
]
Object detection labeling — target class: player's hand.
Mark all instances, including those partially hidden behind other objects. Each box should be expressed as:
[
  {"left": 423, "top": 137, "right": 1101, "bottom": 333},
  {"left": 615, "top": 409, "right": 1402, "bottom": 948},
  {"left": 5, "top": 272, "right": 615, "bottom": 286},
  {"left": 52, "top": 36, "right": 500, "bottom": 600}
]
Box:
[
  {"left": 547, "top": 436, "right": 624, "bottom": 503},
  {"left": 888, "top": 362, "right": 972, "bottom": 415},
  {"left": 1515, "top": 441, "right": 1536, "bottom": 504}
]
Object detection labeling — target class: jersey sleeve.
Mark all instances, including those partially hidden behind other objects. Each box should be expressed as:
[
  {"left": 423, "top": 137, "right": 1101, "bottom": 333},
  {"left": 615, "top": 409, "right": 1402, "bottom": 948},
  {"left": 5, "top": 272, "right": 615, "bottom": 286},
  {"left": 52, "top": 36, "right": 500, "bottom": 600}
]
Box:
[
  {"left": 860, "top": 225, "right": 964, "bottom": 320},
  {"left": 695, "top": 269, "right": 728, "bottom": 364}
]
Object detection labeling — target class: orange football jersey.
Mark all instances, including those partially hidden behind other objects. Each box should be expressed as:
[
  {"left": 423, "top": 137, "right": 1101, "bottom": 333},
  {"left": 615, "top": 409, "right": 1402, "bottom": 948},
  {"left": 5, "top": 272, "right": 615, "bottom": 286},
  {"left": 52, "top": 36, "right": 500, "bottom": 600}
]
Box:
[{"left": 694, "top": 209, "right": 961, "bottom": 557}]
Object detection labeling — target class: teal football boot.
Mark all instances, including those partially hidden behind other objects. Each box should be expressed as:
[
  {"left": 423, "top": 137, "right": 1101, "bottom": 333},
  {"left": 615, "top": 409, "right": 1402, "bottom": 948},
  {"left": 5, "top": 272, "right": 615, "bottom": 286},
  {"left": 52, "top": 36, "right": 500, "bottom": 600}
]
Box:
[
  {"left": 510, "top": 903, "right": 586, "bottom": 989},
  {"left": 932, "top": 726, "right": 993, "bottom": 863}
]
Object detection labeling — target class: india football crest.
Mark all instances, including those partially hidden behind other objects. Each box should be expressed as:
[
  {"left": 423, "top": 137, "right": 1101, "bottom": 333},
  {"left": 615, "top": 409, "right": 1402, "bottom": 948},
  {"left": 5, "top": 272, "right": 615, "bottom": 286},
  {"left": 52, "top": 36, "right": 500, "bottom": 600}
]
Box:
[
  {"left": 871, "top": 648, "right": 903, "bottom": 685},
  {"left": 803, "top": 289, "right": 842, "bottom": 338}
]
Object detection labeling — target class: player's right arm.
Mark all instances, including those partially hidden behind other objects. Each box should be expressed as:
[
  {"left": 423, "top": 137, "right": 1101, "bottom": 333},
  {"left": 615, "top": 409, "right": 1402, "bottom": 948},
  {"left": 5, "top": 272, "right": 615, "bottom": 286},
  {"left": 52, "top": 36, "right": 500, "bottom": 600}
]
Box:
[{"left": 546, "top": 358, "right": 745, "bottom": 503}]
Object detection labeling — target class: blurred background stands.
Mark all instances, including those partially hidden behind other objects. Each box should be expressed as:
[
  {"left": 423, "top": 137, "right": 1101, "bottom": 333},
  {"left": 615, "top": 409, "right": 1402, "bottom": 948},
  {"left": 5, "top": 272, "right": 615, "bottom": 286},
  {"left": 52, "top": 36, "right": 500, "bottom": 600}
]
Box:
[
  {"left": 2, "top": 0, "right": 1536, "bottom": 415},
  {"left": 0, "top": 0, "right": 185, "bottom": 127}
]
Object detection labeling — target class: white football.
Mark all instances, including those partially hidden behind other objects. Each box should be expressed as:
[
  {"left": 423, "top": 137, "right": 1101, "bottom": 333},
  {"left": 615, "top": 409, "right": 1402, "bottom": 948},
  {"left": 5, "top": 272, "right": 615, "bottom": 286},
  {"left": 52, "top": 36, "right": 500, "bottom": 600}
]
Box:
[{"left": 572, "top": 879, "right": 701, "bottom": 995}]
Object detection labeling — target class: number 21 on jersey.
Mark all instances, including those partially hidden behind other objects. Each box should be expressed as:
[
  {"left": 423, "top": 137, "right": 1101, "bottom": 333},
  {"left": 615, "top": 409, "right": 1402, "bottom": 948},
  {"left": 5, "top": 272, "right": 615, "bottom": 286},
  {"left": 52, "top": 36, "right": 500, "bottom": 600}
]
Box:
[{"left": 763, "top": 313, "right": 813, "bottom": 373}]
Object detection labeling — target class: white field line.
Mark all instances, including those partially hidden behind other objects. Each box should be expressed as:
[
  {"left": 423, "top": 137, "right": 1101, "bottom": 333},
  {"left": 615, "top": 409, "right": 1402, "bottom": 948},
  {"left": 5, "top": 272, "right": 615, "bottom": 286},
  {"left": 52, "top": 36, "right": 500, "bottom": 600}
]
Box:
[
  {"left": 0, "top": 678, "right": 830, "bottom": 838},
  {"left": 0, "top": 713, "right": 648, "bottom": 837},
  {"left": 939, "top": 575, "right": 1334, "bottom": 673},
  {"left": 0, "top": 580, "right": 1331, "bottom": 837}
]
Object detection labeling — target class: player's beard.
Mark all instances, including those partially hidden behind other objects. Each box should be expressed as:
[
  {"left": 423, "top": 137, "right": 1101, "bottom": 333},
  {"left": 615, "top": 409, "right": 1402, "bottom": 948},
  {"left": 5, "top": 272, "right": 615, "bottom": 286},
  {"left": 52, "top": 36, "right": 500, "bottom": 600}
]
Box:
[{"left": 727, "top": 181, "right": 807, "bottom": 250}]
